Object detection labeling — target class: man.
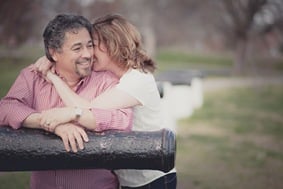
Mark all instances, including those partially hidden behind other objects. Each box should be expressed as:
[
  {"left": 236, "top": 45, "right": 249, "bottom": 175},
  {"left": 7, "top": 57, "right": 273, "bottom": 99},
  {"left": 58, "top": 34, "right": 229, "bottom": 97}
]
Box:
[{"left": 0, "top": 14, "right": 132, "bottom": 189}]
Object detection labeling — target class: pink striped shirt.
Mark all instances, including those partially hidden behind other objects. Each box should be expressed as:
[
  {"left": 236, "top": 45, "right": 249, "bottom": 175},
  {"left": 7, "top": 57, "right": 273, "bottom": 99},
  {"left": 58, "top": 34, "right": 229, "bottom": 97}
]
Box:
[{"left": 0, "top": 67, "right": 133, "bottom": 189}]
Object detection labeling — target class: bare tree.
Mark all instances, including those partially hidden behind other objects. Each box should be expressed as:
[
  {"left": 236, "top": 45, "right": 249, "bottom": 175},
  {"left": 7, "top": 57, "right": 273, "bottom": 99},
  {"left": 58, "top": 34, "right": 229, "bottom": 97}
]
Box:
[
  {"left": 220, "top": 0, "right": 268, "bottom": 73},
  {"left": 0, "top": 0, "right": 42, "bottom": 47},
  {"left": 260, "top": 0, "right": 283, "bottom": 56}
]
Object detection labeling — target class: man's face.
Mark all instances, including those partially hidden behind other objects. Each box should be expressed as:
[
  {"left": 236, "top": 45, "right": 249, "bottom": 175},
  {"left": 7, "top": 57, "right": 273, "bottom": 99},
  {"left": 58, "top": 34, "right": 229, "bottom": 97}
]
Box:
[{"left": 53, "top": 28, "right": 93, "bottom": 80}]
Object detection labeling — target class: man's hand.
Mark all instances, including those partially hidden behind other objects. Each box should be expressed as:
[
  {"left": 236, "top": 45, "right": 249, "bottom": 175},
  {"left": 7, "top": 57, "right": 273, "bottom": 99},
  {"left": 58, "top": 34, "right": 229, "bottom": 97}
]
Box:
[{"left": 54, "top": 123, "right": 89, "bottom": 152}]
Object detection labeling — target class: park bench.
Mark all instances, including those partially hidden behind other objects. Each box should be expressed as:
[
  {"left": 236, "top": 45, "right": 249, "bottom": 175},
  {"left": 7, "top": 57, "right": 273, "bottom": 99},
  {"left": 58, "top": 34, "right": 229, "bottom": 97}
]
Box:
[{"left": 156, "top": 70, "right": 204, "bottom": 120}]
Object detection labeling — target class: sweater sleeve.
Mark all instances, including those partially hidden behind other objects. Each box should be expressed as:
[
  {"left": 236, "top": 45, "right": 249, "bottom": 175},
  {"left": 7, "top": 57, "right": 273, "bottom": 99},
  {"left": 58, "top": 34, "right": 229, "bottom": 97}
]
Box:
[
  {"left": 91, "top": 108, "right": 133, "bottom": 132},
  {"left": 90, "top": 71, "right": 133, "bottom": 132}
]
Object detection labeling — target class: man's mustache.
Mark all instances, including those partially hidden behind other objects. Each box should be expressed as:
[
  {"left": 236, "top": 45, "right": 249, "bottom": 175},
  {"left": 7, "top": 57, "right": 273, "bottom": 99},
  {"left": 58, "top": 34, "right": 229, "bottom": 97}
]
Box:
[{"left": 76, "top": 57, "right": 92, "bottom": 64}]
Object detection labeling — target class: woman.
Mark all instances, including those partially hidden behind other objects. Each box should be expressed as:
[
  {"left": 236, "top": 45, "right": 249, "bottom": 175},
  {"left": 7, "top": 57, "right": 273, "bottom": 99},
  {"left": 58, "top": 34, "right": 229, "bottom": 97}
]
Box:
[{"left": 34, "top": 14, "right": 177, "bottom": 189}]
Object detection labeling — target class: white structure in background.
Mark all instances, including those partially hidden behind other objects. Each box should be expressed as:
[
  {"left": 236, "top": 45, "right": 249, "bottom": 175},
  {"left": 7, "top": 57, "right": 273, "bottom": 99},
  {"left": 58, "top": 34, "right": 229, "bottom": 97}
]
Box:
[
  {"left": 191, "top": 77, "right": 203, "bottom": 109},
  {"left": 159, "top": 82, "right": 177, "bottom": 133},
  {"left": 163, "top": 83, "right": 194, "bottom": 119},
  {"left": 156, "top": 70, "right": 204, "bottom": 132}
]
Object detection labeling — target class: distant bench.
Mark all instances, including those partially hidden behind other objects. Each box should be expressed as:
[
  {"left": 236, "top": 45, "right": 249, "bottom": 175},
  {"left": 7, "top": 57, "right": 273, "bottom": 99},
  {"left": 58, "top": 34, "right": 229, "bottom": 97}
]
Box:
[{"left": 156, "top": 70, "right": 204, "bottom": 119}]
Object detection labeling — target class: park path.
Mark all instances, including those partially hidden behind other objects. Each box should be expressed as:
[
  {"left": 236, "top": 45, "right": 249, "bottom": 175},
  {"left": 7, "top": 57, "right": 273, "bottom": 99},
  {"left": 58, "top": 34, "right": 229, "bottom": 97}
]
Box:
[{"left": 203, "top": 75, "right": 283, "bottom": 92}]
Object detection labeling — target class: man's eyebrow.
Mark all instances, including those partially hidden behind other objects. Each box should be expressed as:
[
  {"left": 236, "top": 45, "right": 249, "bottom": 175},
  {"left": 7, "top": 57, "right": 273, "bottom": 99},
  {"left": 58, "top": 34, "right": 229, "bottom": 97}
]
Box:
[
  {"left": 70, "top": 42, "right": 83, "bottom": 49},
  {"left": 71, "top": 40, "right": 93, "bottom": 48}
]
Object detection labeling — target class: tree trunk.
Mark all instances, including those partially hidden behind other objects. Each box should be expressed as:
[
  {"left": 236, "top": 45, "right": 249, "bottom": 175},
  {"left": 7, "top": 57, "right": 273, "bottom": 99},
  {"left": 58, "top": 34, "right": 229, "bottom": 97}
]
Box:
[{"left": 233, "top": 37, "right": 247, "bottom": 74}]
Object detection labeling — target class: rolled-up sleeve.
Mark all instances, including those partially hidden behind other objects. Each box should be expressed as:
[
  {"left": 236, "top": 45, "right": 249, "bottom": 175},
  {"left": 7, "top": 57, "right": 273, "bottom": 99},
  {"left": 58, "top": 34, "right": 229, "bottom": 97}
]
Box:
[
  {"left": 0, "top": 99, "right": 37, "bottom": 129},
  {"left": 91, "top": 107, "right": 133, "bottom": 132},
  {"left": 0, "top": 68, "right": 38, "bottom": 129}
]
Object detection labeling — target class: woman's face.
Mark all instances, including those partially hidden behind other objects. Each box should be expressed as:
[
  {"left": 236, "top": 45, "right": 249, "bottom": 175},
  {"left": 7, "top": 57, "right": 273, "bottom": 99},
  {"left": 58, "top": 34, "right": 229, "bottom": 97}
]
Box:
[{"left": 92, "top": 37, "right": 111, "bottom": 72}]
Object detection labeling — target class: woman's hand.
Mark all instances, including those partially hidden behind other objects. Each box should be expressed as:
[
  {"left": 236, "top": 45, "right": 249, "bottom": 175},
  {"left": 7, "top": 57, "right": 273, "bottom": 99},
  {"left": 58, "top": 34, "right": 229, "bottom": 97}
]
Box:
[
  {"left": 54, "top": 123, "right": 89, "bottom": 152},
  {"left": 40, "top": 107, "right": 76, "bottom": 132},
  {"left": 32, "top": 56, "right": 53, "bottom": 77}
]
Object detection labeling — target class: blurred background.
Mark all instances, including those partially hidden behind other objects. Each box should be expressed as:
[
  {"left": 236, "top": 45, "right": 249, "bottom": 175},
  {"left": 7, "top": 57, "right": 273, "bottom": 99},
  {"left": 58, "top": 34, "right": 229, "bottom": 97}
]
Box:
[{"left": 0, "top": 0, "right": 283, "bottom": 189}]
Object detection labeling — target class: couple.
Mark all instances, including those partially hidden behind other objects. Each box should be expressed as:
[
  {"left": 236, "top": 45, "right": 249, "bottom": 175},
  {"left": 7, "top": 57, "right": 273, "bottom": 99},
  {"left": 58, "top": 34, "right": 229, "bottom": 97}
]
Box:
[{"left": 0, "top": 13, "right": 176, "bottom": 189}]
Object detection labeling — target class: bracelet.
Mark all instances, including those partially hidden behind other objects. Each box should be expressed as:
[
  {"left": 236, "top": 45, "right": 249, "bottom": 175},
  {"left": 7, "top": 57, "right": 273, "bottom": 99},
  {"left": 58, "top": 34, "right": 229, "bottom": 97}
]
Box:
[{"left": 74, "top": 107, "right": 83, "bottom": 121}]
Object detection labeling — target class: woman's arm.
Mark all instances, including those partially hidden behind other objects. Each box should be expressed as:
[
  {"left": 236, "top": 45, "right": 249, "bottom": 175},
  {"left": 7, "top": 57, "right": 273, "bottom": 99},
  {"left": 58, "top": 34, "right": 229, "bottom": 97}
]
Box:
[
  {"left": 34, "top": 56, "right": 140, "bottom": 109},
  {"left": 46, "top": 71, "right": 91, "bottom": 108},
  {"left": 42, "top": 71, "right": 138, "bottom": 131},
  {"left": 90, "top": 87, "right": 140, "bottom": 109},
  {"left": 47, "top": 71, "right": 140, "bottom": 109},
  {"left": 32, "top": 55, "right": 92, "bottom": 108}
]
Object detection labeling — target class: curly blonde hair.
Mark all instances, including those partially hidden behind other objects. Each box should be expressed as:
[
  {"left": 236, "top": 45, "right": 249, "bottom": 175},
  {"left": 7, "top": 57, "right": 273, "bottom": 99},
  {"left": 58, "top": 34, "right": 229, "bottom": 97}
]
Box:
[{"left": 92, "top": 14, "right": 156, "bottom": 73}]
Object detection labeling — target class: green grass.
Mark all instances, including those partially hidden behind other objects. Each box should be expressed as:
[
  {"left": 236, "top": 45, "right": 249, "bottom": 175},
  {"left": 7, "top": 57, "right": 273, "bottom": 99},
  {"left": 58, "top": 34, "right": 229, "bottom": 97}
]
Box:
[
  {"left": 0, "top": 57, "right": 36, "bottom": 97},
  {"left": 187, "top": 85, "right": 283, "bottom": 137},
  {"left": 0, "top": 44, "right": 44, "bottom": 97},
  {"left": 156, "top": 50, "right": 233, "bottom": 71},
  {"left": 177, "top": 84, "right": 283, "bottom": 189},
  {"left": 0, "top": 172, "right": 30, "bottom": 189}
]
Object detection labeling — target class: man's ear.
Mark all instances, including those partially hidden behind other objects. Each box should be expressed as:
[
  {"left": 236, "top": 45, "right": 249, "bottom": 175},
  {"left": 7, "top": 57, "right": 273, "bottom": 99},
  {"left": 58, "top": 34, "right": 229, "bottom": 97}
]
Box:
[{"left": 49, "top": 49, "right": 58, "bottom": 62}]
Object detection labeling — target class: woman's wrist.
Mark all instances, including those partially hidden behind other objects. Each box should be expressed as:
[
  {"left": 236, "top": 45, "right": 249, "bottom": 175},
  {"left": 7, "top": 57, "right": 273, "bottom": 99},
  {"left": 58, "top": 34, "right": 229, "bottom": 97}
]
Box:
[
  {"left": 46, "top": 71, "right": 57, "bottom": 83},
  {"left": 74, "top": 107, "right": 83, "bottom": 122}
]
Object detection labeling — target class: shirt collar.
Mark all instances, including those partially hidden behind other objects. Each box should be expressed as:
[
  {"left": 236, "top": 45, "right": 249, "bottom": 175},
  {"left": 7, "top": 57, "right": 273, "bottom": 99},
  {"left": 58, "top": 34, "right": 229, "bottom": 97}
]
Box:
[{"left": 54, "top": 70, "right": 91, "bottom": 92}]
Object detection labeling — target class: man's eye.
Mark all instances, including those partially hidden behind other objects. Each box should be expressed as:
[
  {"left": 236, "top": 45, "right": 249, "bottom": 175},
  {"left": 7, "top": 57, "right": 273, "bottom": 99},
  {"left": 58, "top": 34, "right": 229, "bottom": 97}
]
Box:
[
  {"left": 73, "top": 47, "right": 80, "bottom": 51},
  {"left": 88, "top": 44, "right": 94, "bottom": 48}
]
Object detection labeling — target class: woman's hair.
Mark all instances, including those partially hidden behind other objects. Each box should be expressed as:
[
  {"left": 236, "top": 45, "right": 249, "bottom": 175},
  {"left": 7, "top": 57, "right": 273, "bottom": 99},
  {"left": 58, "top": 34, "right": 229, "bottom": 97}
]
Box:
[{"left": 92, "top": 14, "right": 156, "bottom": 73}]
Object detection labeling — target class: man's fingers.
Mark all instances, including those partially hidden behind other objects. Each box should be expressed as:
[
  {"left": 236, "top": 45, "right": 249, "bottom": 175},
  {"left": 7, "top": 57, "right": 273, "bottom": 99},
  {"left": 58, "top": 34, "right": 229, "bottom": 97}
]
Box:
[
  {"left": 68, "top": 133, "right": 78, "bottom": 153},
  {"left": 79, "top": 128, "right": 89, "bottom": 142},
  {"left": 74, "top": 131, "right": 84, "bottom": 150},
  {"left": 55, "top": 124, "right": 87, "bottom": 153},
  {"left": 61, "top": 135, "right": 71, "bottom": 152}
]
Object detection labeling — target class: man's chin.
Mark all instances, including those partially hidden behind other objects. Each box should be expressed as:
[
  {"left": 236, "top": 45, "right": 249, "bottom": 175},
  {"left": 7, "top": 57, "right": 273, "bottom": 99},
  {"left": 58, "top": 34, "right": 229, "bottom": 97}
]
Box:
[
  {"left": 92, "top": 66, "right": 104, "bottom": 72},
  {"left": 77, "top": 68, "right": 92, "bottom": 77}
]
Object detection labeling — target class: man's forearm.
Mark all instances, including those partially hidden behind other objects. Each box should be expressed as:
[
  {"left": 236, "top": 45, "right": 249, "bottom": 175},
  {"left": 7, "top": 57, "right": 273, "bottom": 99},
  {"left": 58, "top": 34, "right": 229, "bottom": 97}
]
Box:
[{"left": 22, "top": 113, "right": 42, "bottom": 129}]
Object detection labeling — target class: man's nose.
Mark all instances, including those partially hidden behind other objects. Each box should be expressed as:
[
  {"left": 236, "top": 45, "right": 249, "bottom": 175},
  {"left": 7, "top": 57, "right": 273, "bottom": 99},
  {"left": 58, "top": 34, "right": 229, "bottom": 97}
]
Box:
[{"left": 82, "top": 46, "right": 93, "bottom": 58}]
